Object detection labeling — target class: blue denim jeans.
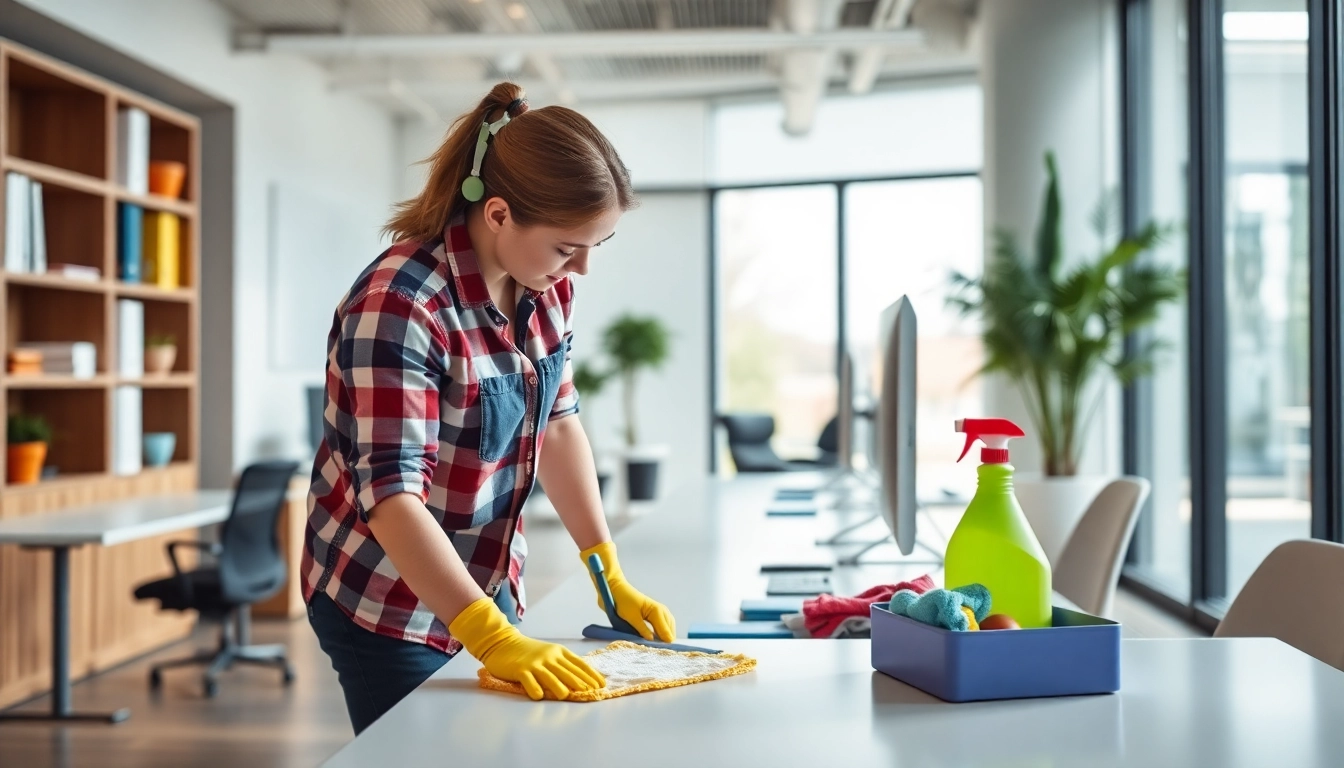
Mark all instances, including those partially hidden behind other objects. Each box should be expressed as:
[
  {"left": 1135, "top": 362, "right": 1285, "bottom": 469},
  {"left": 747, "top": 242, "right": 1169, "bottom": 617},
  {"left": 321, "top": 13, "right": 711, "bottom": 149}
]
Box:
[{"left": 308, "top": 586, "right": 520, "bottom": 735}]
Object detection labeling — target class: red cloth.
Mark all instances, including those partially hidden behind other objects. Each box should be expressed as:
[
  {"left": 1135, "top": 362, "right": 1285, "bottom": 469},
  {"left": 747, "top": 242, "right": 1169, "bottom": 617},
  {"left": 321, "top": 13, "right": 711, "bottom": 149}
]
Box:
[{"left": 801, "top": 574, "right": 936, "bottom": 638}]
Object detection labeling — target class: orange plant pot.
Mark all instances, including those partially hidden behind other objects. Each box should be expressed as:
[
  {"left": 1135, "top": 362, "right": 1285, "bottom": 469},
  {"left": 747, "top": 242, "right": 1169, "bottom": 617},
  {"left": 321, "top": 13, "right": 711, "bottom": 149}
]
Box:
[
  {"left": 7, "top": 441, "right": 47, "bottom": 485},
  {"left": 149, "top": 161, "right": 187, "bottom": 199}
]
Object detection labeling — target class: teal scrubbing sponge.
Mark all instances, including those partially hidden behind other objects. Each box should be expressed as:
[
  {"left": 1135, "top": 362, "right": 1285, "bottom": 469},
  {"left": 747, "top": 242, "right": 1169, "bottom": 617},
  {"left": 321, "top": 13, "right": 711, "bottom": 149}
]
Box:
[
  {"left": 887, "top": 583, "right": 993, "bottom": 631},
  {"left": 951, "top": 583, "right": 992, "bottom": 622}
]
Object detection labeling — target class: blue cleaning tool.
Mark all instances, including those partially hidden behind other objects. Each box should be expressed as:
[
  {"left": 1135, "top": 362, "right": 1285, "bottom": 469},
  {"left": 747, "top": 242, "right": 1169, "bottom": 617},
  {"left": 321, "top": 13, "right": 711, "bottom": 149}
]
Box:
[
  {"left": 586, "top": 553, "right": 645, "bottom": 638},
  {"left": 580, "top": 624, "right": 721, "bottom": 654}
]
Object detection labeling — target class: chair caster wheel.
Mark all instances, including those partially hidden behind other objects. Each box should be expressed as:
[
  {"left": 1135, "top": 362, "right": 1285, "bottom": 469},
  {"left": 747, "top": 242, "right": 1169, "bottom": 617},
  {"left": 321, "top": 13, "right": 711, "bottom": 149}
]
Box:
[
  {"left": 149, "top": 669, "right": 162, "bottom": 689},
  {"left": 204, "top": 678, "right": 218, "bottom": 698},
  {"left": 282, "top": 666, "right": 295, "bottom": 685}
]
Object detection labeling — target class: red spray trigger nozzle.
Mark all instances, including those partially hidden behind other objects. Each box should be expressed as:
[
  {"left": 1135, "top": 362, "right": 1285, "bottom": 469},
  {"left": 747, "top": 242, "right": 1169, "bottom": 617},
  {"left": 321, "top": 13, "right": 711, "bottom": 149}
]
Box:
[{"left": 955, "top": 418, "right": 1026, "bottom": 463}]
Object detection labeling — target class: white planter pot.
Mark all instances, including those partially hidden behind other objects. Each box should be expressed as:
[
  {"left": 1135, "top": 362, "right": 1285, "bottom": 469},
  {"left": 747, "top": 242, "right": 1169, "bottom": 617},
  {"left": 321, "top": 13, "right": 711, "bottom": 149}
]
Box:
[{"left": 1012, "top": 474, "right": 1111, "bottom": 566}]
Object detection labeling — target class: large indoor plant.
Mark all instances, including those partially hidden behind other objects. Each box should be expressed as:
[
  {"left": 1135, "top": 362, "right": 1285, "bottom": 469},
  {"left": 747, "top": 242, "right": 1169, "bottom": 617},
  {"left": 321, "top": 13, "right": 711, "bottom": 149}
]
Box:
[
  {"left": 604, "top": 314, "right": 671, "bottom": 501},
  {"left": 949, "top": 152, "right": 1184, "bottom": 560}
]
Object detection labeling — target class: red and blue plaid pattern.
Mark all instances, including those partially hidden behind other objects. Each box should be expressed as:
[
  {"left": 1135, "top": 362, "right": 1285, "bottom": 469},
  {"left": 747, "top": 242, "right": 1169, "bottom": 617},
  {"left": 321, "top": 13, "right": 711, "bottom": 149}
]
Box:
[{"left": 301, "top": 215, "right": 578, "bottom": 653}]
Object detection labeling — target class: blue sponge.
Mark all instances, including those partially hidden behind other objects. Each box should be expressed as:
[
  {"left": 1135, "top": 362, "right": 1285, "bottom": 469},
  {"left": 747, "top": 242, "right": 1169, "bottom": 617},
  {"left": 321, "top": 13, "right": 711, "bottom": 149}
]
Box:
[{"left": 887, "top": 584, "right": 993, "bottom": 631}]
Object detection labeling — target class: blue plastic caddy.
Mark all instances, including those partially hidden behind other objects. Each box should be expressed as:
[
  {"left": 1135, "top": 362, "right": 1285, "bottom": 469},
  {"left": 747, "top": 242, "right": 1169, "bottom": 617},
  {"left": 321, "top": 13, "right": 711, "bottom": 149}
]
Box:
[{"left": 870, "top": 604, "right": 1121, "bottom": 702}]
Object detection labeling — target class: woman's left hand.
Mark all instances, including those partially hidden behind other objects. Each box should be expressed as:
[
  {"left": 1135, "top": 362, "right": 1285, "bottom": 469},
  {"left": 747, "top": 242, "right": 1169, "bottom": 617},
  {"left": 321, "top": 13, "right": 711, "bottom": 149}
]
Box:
[{"left": 580, "top": 541, "right": 676, "bottom": 642}]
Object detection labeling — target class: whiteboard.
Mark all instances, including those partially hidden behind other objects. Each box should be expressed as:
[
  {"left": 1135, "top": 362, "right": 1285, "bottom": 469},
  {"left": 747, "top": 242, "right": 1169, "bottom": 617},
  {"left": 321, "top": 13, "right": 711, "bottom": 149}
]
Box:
[{"left": 268, "top": 183, "right": 380, "bottom": 371}]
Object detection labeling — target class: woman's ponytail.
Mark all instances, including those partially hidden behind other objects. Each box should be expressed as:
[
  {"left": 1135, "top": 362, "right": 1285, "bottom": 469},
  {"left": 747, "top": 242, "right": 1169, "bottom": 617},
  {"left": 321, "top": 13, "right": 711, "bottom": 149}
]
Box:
[{"left": 385, "top": 82, "right": 635, "bottom": 244}]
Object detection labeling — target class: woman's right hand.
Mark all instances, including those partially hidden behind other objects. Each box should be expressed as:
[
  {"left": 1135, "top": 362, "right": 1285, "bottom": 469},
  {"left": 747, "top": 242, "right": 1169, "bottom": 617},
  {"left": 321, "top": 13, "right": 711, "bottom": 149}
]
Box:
[{"left": 449, "top": 597, "right": 605, "bottom": 700}]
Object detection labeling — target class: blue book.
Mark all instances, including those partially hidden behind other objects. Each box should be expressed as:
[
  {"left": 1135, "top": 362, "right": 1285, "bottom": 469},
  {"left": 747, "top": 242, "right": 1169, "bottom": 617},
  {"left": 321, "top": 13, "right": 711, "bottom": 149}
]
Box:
[
  {"left": 117, "top": 203, "right": 142, "bottom": 282},
  {"left": 687, "top": 622, "right": 794, "bottom": 639},
  {"left": 740, "top": 597, "right": 806, "bottom": 621}
]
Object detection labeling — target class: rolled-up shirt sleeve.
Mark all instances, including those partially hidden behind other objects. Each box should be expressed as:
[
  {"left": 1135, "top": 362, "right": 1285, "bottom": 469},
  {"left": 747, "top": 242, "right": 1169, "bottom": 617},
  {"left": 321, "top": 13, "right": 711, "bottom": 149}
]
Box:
[{"left": 336, "top": 287, "right": 447, "bottom": 521}]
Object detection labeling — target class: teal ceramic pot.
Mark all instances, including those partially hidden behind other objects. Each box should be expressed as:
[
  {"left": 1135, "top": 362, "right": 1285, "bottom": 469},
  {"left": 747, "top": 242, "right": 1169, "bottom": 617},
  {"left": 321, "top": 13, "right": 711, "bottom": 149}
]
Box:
[{"left": 144, "top": 432, "right": 176, "bottom": 467}]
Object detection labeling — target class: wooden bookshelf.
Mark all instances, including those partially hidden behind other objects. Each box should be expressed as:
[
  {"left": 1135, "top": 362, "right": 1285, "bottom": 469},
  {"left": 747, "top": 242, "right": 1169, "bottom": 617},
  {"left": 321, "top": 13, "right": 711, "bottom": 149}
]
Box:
[{"left": 0, "top": 41, "right": 201, "bottom": 709}]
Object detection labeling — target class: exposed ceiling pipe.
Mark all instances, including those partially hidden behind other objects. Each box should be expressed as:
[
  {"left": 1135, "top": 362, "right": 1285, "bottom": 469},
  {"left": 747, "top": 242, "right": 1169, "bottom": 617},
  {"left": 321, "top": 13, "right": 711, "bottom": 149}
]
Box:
[
  {"left": 257, "top": 28, "right": 924, "bottom": 58},
  {"left": 849, "top": 0, "right": 917, "bottom": 94},
  {"left": 387, "top": 78, "right": 445, "bottom": 123},
  {"left": 478, "top": 0, "right": 575, "bottom": 105},
  {"left": 779, "top": 0, "right": 846, "bottom": 136}
]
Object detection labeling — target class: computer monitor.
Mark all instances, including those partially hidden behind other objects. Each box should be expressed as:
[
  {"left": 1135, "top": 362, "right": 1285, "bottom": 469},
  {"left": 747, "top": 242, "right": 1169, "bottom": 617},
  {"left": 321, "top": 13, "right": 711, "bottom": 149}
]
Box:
[{"left": 877, "top": 296, "right": 918, "bottom": 556}]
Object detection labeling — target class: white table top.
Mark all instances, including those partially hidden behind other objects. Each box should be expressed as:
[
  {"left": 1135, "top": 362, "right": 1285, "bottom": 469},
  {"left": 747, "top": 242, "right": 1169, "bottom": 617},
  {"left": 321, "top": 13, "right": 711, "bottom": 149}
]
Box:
[
  {"left": 523, "top": 473, "right": 988, "bottom": 637},
  {"left": 324, "top": 636, "right": 1344, "bottom": 768},
  {"left": 0, "top": 490, "right": 233, "bottom": 547}
]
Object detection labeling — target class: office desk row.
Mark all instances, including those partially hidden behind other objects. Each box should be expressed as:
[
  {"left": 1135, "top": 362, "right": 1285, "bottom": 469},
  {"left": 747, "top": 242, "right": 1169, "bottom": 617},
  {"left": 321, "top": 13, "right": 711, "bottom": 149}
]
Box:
[{"left": 324, "top": 474, "right": 1344, "bottom": 767}]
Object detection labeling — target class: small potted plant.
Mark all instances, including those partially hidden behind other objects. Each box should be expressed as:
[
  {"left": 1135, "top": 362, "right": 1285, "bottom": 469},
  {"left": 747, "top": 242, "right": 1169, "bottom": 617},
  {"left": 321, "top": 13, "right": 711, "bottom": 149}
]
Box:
[
  {"left": 8, "top": 413, "right": 52, "bottom": 485},
  {"left": 603, "top": 314, "right": 671, "bottom": 502},
  {"left": 572, "top": 360, "right": 614, "bottom": 500},
  {"left": 146, "top": 333, "right": 177, "bottom": 375}
]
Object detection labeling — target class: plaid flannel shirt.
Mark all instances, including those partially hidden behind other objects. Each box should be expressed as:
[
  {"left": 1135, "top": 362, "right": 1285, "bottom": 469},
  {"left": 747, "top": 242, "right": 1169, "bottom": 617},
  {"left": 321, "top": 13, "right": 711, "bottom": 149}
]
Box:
[{"left": 301, "top": 215, "right": 579, "bottom": 654}]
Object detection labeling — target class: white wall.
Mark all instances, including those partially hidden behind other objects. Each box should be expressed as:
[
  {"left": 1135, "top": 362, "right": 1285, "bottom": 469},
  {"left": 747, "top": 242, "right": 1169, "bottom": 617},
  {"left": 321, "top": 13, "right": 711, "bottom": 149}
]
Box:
[
  {"left": 20, "top": 0, "right": 400, "bottom": 483},
  {"left": 398, "top": 100, "right": 712, "bottom": 498},
  {"left": 712, "top": 83, "right": 983, "bottom": 185},
  {"left": 980, "top": 0, "right": 1122, "bottom": 477}
]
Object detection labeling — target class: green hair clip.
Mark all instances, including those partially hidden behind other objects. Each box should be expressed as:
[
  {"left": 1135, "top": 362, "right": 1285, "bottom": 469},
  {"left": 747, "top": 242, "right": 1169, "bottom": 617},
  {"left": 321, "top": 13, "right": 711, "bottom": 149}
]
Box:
[{"left": 461, "top": 110, "right": 514, "bottom": 202}]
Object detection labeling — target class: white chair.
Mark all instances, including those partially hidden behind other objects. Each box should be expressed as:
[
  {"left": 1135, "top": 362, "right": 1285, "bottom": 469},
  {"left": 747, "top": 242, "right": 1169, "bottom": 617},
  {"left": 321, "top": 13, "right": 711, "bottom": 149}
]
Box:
[
  {"left": 1214, "top": 539, "right": 1344, "bottom": 671},
  {"left": 1053, "top": 477, "right": 1150, "bottom": 618}
]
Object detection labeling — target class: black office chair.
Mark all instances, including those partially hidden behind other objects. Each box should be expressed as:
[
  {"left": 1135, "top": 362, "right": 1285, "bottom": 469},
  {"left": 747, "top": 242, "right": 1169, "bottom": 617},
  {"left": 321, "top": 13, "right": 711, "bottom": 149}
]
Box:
[
  {"left": 134, "top": 460, "right": 300, "bottom": 698},
  {"left": 720, "top": 413, "right": 839, "bottom": 473}
]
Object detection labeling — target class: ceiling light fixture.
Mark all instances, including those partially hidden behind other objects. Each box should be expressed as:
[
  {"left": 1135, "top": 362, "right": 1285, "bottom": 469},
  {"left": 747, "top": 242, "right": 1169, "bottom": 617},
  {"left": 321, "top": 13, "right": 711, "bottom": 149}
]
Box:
[{"left": 506, "top": 3, "right": 527, "bottom": 20}]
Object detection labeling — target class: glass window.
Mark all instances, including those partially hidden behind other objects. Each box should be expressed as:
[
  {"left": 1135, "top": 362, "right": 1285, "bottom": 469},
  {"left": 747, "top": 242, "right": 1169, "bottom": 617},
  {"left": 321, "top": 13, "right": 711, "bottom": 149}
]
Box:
[
  {"left": 1129, "top": 0, "right": 1193, "bottom": 599},
  {"left": 844, "top": 177, "right": 984, "bottom": 498},
  {"left": 1222, "top": 0, "right": 1311, "bottom": 599},
  {"left": 717, "top": 185, "right": 838, "bottom": 461}
]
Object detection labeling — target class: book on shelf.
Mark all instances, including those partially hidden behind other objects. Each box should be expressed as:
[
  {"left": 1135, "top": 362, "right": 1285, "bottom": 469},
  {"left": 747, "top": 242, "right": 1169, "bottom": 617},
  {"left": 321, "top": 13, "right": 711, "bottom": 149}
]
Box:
[
  {"left": 16, "top": 342, "right": 97, "bottom": 379},
  {"left": 117, "top": 299, "right": 145, "bottom": 377},
  {"left": 113, "top": 385, "right": 143, "bottom": 476},
  {"left": 118, "top": 203, "right": 143, "bottom": 282},
  {"left": 28, "top": 180, "right": 46, "bottom": 274},
  {"left": 47, "top": 263, "right": 102, "bottom": 281},
  {"left": 5, "top": 172, "right": 31, "bottom": 273},
  {"left": 142, "top": 211, "right": 180, "bottom": 289},
  {"left": 116, "top": 107, "right": 150, "bottom": 195}
]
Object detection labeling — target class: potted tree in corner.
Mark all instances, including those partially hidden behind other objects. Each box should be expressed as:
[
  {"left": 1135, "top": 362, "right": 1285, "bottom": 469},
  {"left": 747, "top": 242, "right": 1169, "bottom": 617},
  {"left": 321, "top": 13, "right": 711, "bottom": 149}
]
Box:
[
  {"left": 572, "top": 360, "right": 614, "bottom": 501},
  {"left": 604, "top": 314, "right": 671, "bottom": 502},
  {"left": 949, "top": 151, "right": 1184, "bottom": 562},
  {"left": 7, "top": 413, "right": 52, "bottom": 485}
]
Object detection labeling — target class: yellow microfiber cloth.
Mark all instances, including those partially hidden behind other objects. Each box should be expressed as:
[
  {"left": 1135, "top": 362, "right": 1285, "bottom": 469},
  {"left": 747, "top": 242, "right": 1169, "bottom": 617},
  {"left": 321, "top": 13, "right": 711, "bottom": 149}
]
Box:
[{"left": 477, "top": 640, "right": 757, "bottom": 702}]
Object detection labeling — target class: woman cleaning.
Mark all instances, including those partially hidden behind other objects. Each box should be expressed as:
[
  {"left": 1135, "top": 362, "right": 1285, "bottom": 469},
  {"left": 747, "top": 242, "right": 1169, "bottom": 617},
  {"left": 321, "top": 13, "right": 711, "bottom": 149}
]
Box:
[{"left": 301, "top": 83, "right": 676, "bottom": 734}]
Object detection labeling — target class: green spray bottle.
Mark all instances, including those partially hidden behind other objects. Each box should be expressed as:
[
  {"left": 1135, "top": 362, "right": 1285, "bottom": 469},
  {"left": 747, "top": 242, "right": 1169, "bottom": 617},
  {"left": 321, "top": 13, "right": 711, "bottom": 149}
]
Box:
[{"left": 944, "top": 418, "right": 1053, "bottom": 629}]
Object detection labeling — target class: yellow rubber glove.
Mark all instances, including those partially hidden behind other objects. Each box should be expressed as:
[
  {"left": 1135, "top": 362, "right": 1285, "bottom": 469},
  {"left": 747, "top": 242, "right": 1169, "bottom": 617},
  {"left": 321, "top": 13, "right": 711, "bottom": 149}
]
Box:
[
  {"left": 449, "top": 596, "right": 605, "bottom": 701},
  {"left": 580, "top": 541, "right": 676, "bottom": 642}
]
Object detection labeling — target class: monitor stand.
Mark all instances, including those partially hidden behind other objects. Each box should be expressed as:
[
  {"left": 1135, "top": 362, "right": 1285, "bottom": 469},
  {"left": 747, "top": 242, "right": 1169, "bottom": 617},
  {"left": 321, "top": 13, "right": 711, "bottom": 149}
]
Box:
[
  {"left": 826, "top": 505, "right": 948, "bottom": 567},
  {"left": 818, "top": 467, "right": 878, "bottom": 512}
]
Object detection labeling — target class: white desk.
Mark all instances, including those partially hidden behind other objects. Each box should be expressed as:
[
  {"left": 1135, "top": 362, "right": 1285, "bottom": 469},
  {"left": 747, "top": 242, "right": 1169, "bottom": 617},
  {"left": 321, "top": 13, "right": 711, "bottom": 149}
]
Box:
[
  {"left": 0, "top": 491, "right": 232, "bottom": 724},
  {"left": 525, "top": 474, "right": 992, "bottom": 637},
  {"left": 325, "top": 637, "right": 1344, "bottom": 768},
  {"left": 331, "top": 475, "right": 1344, "bottom": 766}
]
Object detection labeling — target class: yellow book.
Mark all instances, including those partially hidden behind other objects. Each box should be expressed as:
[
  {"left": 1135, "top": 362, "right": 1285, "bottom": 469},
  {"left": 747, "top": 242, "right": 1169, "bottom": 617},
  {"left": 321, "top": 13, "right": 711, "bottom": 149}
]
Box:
[{"left": 141, "top": 211, "right": 180, "bottom": 289}]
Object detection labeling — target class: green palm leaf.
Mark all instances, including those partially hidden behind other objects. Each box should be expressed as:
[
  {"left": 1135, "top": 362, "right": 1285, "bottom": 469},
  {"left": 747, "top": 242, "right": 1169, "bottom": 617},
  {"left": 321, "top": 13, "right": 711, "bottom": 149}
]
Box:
[{"left": 947, "top": 151, "right": 1185, "bottom": 475}]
